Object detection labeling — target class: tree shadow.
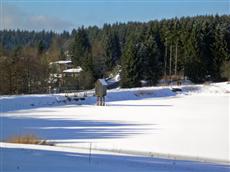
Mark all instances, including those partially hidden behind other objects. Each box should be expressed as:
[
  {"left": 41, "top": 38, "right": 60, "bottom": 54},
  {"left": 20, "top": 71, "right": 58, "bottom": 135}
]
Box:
[{"left": 0, "top": 116, "right": 154, "bottom": 142}]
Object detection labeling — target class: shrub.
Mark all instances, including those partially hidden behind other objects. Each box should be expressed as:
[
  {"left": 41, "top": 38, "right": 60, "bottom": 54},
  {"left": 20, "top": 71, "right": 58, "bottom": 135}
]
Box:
[{"left": 6, "top": 134, "right": 54, "bottom": 146}]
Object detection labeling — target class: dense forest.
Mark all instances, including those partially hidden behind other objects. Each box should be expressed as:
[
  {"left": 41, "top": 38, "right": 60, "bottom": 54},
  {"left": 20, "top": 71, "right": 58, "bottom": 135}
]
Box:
[{"left": 0, "top": 15, "right": 230, "bottom": 95}]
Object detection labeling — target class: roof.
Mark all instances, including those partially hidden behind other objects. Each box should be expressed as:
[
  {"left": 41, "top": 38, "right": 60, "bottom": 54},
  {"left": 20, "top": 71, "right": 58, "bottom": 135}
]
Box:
[
  {"left": 63, "top": 67, "right": 82, "bottom": 73},
  {"left": 50, "top": 60, "right": 72, "bottom": 65},
  {"left": 98, "top": 79, "right": 108, "bottom": 86}
]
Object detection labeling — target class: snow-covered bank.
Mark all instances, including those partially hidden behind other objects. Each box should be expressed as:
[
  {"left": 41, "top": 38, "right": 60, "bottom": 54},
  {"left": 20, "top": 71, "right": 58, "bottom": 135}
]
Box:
[
  {"left": 0, "top": 94, "right": 69, "bottom": 112},
  {"left": 1, "top": 82, "right": 229, "bottom": 112},
  {"left": 1, "top": 142, "right": 229, "bottom": 172}
]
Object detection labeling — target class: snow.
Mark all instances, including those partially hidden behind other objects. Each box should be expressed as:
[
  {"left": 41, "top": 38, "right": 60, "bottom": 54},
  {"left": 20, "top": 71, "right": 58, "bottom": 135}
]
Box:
[
  {"left": 114, "top": 73, "right": 120, "bottom": 81},
  {"left": 98, "top": 79, "right": 108, "bottom": 86},
  {"left": 0, "top": 94, "right": 69, "bottom": 112},
  {"left": 49, "top": 73, "right": 62, "bottom": 78},
  {"left": 63, "top": 67, "right": 82, "bottom": 73},
  {"left": 0, "top": 82, "right": 230, "bottom": 171},
  {"left": 50, "top": 60, "right": 72, "bottom": 65},
  {"left": 1, "top": 143, "right": 229, "bottom": 172},
  {"left": 107, "top": 74, "right": 120, "bottom": 83},
  {"left": 106, "top": 74, "right": 120, "bottom": 89}
]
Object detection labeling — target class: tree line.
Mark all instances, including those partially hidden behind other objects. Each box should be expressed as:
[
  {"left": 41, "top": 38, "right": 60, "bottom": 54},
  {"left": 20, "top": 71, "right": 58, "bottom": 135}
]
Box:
[{"left": 0, "top": 14, "right": 230, "bottom": 94}]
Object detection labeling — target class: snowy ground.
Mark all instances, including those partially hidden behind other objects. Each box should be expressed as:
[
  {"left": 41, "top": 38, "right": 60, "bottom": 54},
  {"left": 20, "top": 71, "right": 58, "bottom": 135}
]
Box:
[
  {"left": 1, "top": 142, "right": 229, "bottom": 172},
  {"left": 0, "top": 82, "right": 229, "bottom": 171}
]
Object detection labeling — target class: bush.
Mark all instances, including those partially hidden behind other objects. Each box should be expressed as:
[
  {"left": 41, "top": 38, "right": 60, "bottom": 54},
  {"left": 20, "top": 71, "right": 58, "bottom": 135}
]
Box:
[{"left": 6, "top": 134, "right": 54, "bottom": 146}]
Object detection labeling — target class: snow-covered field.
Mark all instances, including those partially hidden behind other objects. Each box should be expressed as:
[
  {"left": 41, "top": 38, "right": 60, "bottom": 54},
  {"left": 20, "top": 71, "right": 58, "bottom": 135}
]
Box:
[
  {"left": 1, "top": 142, "right": 229, "bottom": 172},
  {"left": 0, "top": 82, "right": 230, "bottom": 171}
]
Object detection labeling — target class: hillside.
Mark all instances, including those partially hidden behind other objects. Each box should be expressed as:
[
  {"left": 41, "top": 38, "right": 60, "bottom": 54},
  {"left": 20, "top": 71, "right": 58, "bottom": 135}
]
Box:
[
  {"left": 1, "top": 82, "right": 229, "bottom": 171},
  {"left": 1, "top": 15, "right": 230, "bottom": 95}
]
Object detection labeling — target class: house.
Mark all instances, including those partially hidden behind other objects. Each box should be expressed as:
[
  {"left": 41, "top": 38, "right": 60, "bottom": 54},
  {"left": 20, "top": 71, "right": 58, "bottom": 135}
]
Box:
[
  {"left": 49, "top": 60, "right": 73, "bottom": 72},
  {"left": 63, "top": 66, "right": 82, "bottom": 77},
  {"left": 49, "top": 60, "right": 83, "bottom": 92}
]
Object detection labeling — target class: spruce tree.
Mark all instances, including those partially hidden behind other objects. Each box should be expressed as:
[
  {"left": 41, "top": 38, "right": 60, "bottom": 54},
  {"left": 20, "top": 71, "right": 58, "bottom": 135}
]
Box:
[
  {"left": 185, "top": 23, "right": 206, "bottom": 83},
  {"left": 144, "top": 35, "right": 161, "bottom": 85},
  {"left": 104, "top": 31, "right": 121, "bottom": 71},
  {"left": 37, "top": 40, "right": 45, "bottom": 55},
  {"left": 71, "top": 27, "right": 91, "bottom": 66},
  {"left": 79, "top": 54, "right": 95, "bottom": 90},
  {"left": 121, "top": 35, "right": 142, "bottom": 88},
  {"left": 211, "top": 23, "right": 228, "bottom": 81}
]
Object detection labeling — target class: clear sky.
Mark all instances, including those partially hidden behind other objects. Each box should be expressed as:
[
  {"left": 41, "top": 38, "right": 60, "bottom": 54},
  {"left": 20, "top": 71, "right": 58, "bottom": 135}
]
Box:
[{"left": 1, "top": 0, "right": 229, "bottom": 32}]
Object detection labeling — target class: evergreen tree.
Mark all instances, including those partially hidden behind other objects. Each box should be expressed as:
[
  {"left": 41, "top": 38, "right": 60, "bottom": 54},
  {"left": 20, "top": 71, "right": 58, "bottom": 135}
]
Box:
[
  {"left": 71, "top": 27, "right": 91, "bottom": 66},
  {"left": 104, "top": 31, "right": 121, "bottom": 71},
  {"left": 121, "top": 35, "right": 142, "bottom": 88},
  {"left": 144, "top": 35, "right": 161, "bottom": 85},
  {"left": 71, "top": 28, "right": 95, "bottom": 90},
  {"left": 211, "top": 23, "right": 228, "bottom": 81},
  {"left": 79, "top": 54, "right": 95, "bottom": 89},
  {"left": 59, "top": 48, "right": 66, "bottom": 60},
  {"left": 1, "top": 15, "right": 230, "bottom": 94},
  {"left": 185, "top": 23, "right": 206, "bottom": 83},
  {"left": 38, "top": 40, "right": 45, "bottom": 55}
]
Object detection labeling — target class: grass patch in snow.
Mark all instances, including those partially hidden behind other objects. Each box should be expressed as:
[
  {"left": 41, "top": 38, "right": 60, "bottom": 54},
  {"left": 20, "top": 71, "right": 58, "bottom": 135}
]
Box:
[{"left": 6, "top": 134, "right": 54, "bottom": 146}]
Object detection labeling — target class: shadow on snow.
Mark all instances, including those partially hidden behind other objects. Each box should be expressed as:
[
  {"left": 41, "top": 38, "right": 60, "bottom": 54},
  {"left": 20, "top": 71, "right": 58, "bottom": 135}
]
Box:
[{"left": 0, "top": 116, "right": 154, "bottom": 142}]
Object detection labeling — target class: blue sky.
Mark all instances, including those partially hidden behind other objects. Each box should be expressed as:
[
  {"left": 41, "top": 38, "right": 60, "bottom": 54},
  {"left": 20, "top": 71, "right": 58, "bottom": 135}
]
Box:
[{"left": 1, "top": 0, "right": 229, "bottom": 32}]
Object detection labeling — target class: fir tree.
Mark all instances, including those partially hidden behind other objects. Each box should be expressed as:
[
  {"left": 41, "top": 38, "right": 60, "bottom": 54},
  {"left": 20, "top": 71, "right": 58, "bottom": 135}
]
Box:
[
  {"left": 211, "top": 23, "right": 228, "bottom": 81},
  {"left": 38, "top": 40, "right": 45, "bottom": 55},
  {"left": 144, "top": 35, "right": 161, "bottom": 85},
  {"left": 121, "top": 35, "right": 142, "bottom": 88},
  {"left": 104, "top": 31, "right": 121, "bottom": 71},
  {"left": 71, "top": 27, "right": 91, "bottom": 66}
]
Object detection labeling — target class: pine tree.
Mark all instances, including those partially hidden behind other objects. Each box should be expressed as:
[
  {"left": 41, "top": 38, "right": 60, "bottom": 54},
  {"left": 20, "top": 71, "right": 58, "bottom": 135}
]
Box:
[
  {"left": 144, "top": 35, "right": 161, "bottom": 85},
  {"left": 71, "top": 27, "right": 91, "bottom": 66},
  {"left": 59, "top": 48, "right": 65, "bottom": 60},
  {"left": 79, "top": 53, "right": 95, "bottom": 89},
  {"left": 104, "top": 31, "right": 121, "bottom": 71},
  {"left": 38, "top": 40, "right": 45, "bottom": 55},
  {"left": 211, "top": 23, "right": 228, "bottom": 81},
  {"left": 185, "top": 23, "right": 206, "bottom": 83},
  {"left": 121, "top": 35, "right": 142, "bottom": 88},
  {"left": 71, "top": 28, "right": 95, "bottom": 90}
]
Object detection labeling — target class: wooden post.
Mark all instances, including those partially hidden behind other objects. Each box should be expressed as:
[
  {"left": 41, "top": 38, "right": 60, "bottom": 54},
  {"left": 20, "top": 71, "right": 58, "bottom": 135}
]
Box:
[
  {"left": 100, "top": 97, "right": 102, "bottom": 106},
  {"left": 102, "top": 96, "right": 105, "bottom": 106},
  {"left": 96, "top": 97, "right": 99, "bottom": 106}
]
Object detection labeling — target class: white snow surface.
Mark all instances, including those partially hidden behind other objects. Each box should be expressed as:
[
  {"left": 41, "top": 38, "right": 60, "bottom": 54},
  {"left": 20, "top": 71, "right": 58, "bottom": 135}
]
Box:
[
  {"left": 1, "top": 142, "right": 229, "bottom": 172},
  {"left": 63, "top": 67, "right": 82, "bottom": 73},
  {"left": 0, "top": 82, "right": 230, "bottom": 171},
  {"left": 50, "top": 60, "right": 72, "bottom": 64},
  {"left": 98, "top": 79, "right": 108, "bottom": 86}
]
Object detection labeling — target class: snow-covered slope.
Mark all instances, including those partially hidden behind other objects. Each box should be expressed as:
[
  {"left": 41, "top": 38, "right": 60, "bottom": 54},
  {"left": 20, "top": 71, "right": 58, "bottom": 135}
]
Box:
[
  {"left": 0, "top": 82, "right": 229, "bottom": 171},
  {"left": 1, "top": 142, "right": 229, "bottom": 172},
  {"left": 0, "top": 94, "right": 69, "bottom": 112},
  {"left": 1, "top": 82, "right": 229, "bottom": 112}
]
